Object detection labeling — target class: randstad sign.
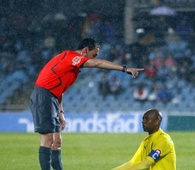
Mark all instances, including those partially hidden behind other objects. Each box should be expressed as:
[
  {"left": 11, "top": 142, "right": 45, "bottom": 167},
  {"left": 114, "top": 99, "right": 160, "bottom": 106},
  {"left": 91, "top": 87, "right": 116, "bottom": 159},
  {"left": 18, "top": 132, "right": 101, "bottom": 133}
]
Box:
[
  {"left": 0, "top": 112, "right": 167, "bottom": 133},
  {"left": 66, "top": 113, "right": 141, "bottom": 133}
]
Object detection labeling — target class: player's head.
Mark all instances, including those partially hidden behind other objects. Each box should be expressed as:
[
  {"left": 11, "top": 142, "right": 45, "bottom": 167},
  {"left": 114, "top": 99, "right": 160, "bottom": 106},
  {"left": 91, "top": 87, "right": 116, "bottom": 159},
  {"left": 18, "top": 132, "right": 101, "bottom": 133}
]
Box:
[
  {"left": 142, "top": 108, "right": 162, "bottom": 134},
  {"left": 77, "top": 38, "right": 100, "bottom": 59}
]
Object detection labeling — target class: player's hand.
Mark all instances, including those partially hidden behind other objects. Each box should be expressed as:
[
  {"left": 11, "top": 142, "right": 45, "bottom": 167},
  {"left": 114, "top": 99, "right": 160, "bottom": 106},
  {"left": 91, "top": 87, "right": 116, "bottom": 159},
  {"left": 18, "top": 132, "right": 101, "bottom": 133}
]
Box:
[
  {"left": 59, "top": 112, "right": 66, "bottom": 130},
  {"left": 126, "top": 68, "right": 144, "bottom": 78}
]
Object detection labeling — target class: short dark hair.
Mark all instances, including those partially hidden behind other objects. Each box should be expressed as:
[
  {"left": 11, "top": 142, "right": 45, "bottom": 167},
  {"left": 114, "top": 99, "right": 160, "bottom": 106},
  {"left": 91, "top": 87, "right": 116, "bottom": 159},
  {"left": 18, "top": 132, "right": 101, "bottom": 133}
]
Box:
[{"left": 77, "top": 38, "right": 99, "bottom": 51}]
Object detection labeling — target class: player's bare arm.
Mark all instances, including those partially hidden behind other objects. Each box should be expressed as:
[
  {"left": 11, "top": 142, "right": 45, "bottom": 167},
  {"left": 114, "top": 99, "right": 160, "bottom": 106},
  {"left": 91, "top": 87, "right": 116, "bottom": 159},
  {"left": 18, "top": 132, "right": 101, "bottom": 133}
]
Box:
[{"left": 83, "top": 58, "right": 144, "bottom": 78}]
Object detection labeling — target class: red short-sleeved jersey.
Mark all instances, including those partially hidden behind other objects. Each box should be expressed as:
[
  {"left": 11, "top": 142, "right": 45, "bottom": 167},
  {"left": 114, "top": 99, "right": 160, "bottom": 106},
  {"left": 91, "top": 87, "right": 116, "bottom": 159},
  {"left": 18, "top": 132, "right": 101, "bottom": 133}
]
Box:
[{"left": 35, "top": 50, "right": 89, "bottom": 98}]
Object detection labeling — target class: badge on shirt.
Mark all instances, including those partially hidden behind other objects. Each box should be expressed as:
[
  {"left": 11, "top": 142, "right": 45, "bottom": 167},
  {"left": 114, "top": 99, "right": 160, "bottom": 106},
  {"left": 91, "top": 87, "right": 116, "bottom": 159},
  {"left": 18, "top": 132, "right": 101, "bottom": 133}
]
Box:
[
  {"left": 148, "top": 149, "right": 161, "bottom": 161},
  {"left": 72, "top": 56, "right": 82, "bottom": 66}
]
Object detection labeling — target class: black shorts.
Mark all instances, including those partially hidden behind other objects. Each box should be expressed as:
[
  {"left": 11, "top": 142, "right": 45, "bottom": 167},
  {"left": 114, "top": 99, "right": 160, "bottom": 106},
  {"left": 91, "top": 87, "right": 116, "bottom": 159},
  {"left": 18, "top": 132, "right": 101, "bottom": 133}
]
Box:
[{"left": 30, "top": 86, "right": 60, "bottom": 134}]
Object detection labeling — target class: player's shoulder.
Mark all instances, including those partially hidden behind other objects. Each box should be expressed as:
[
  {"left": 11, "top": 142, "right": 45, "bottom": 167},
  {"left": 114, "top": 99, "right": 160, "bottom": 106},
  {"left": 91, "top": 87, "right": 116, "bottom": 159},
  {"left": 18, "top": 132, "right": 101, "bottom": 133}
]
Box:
[
  {"left": 158, "top": 129, "right": 169, "bottom": 137},
  {"left": 157, "top": 129, "right": 174, "bottom": 144}
]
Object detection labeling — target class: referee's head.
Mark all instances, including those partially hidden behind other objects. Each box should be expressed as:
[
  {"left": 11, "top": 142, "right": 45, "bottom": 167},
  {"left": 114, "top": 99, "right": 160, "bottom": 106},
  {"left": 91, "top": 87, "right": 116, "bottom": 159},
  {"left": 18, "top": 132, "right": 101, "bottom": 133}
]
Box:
[{"left": 77, "top": 38, "right": 100, "bottom": 51}]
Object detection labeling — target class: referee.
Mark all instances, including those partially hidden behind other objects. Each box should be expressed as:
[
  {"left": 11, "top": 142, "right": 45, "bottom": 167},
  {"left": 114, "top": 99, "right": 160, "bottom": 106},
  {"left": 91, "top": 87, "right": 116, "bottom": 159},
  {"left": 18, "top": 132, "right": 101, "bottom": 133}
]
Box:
[{"left": 30, "top": 38, "right": 144, "bottom": 170}]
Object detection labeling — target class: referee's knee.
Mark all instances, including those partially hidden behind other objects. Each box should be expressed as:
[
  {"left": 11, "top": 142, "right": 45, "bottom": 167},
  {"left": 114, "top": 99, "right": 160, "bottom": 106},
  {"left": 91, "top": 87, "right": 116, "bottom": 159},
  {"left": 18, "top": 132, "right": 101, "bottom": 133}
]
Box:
[
  {"left": 52, "top": 138, "right": 62, "bottom": 150},
  {"left": 40, "top": 133, "right": 54, "bottom": 148}
]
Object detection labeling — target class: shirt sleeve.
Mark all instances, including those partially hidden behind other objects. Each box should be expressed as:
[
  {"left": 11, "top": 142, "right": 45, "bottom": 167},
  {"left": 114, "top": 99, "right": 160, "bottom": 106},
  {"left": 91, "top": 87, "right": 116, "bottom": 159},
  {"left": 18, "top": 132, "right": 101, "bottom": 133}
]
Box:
[
  {"left": 130, "top": 141, "right": 144, "bottom": 164},
  {"left": 112, "top": 142, "right": 144, "bottom": 170},
  {"left": 148, "top": 134, "right": 174, "bottom": 161},
  {"left": 128, "top": 158, "right": 153, "bottom": 170},
  {"left": 112, "top": 161, "right": 133, "bottom": 170}
]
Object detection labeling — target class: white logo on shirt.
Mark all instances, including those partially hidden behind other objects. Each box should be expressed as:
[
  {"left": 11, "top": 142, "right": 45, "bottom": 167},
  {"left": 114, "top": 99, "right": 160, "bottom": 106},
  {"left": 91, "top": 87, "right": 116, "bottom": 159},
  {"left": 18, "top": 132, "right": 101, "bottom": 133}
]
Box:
[{"left": 72, "top": 56, "right": 82, "bottom": 66}]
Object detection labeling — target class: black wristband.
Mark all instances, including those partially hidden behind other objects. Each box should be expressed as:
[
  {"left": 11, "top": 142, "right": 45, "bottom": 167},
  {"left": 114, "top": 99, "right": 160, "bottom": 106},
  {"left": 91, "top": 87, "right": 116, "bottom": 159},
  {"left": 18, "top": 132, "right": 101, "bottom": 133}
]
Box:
[
  {"left": 122, "top": 65, "right": 127, "bottom": 72},
  {"left": 59, "top": 110, "right": 64, "bottom": 113}
]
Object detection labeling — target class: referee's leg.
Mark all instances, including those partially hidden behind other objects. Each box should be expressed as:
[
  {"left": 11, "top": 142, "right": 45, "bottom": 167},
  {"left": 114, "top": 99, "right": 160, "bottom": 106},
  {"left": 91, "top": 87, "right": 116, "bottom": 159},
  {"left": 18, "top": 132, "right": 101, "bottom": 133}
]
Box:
[
  {"left": 39, "top": 133, "right": 54, "bottom": 170},
  {"left": 51, "top": 132, "right": 63, "bottom": 170}
]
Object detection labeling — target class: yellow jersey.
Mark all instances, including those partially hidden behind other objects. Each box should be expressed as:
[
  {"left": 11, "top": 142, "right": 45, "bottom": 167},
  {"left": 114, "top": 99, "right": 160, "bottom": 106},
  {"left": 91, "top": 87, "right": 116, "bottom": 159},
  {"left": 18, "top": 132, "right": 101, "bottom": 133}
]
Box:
[{"left": 130, "top": 128, "right": 176, "bottom": 170}]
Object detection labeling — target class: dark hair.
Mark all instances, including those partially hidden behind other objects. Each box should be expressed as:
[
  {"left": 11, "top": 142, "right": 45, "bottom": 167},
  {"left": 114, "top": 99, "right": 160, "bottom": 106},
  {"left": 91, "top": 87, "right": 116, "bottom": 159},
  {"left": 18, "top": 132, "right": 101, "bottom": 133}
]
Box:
[{"left": 77, "top": 38, "right": 99, "bottom": 51}]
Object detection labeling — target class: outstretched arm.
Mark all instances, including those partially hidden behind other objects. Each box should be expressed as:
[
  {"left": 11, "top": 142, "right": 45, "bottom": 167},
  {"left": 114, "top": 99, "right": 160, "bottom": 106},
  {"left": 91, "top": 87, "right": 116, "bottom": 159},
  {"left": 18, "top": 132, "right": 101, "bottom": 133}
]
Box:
[
  {"left": 127, "top": 158, "right": 153, "bottom": 170},
  {"left": 112, "top": 158, "right": 153, "bottom": 170},
  {"left": 112, "top": 161, "right": 133, "bottom": 170},
  {"left": 83, "top": 58, "right": 144, "bottom": 78}
]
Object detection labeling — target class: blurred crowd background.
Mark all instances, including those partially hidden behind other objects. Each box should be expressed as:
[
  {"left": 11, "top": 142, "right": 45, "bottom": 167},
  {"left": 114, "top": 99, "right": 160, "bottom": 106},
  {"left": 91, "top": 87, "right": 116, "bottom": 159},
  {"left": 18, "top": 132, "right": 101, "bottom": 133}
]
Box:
[{"left": 0, "top": 0, "right": 195, "bottom": 113}]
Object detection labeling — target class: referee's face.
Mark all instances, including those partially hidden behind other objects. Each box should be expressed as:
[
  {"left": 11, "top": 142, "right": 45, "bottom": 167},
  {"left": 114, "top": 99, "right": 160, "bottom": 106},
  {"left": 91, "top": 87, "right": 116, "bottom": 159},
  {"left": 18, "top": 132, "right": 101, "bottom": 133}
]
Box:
[{"left": 87, "top": 47, "right": 100, "bottom": 59}]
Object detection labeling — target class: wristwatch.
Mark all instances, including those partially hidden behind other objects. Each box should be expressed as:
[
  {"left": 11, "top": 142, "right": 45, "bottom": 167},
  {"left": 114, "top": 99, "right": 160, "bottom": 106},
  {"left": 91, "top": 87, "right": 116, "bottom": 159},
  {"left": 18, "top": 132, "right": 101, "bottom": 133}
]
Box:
[{"left": 59, "top": 110, "right": 64, "bottom": 113}]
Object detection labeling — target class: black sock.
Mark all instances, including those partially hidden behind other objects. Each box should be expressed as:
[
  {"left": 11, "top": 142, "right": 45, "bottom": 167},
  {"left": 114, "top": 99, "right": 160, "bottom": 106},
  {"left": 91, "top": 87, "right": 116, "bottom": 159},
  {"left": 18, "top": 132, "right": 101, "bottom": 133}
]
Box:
[
  {"left": 51, "top": 150, "right": 63, "bottom": 170},
  {"left": 39, "top": 146, "right": 51, "bottom": 170}
]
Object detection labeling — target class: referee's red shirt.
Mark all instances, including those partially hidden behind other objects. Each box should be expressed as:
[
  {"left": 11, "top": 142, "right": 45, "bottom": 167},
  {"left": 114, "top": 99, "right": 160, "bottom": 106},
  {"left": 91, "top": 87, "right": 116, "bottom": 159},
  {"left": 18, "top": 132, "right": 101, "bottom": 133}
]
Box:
[{"left": 35, "top": 50, "right": 89, "bottom": 98}]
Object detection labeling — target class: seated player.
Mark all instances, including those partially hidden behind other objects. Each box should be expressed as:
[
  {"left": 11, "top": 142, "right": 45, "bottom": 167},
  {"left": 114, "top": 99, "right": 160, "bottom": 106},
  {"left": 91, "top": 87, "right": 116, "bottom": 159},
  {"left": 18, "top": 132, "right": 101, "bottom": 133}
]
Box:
[{"left": 112, "top": 109, "right": 176, "bottom": 170}]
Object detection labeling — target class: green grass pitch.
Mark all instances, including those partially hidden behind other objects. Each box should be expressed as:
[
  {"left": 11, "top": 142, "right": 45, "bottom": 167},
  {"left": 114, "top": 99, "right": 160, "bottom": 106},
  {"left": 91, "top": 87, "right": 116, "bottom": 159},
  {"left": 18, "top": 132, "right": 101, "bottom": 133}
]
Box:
[{"left": 0, "top": 132, "right": 195, "bottom": 170}]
